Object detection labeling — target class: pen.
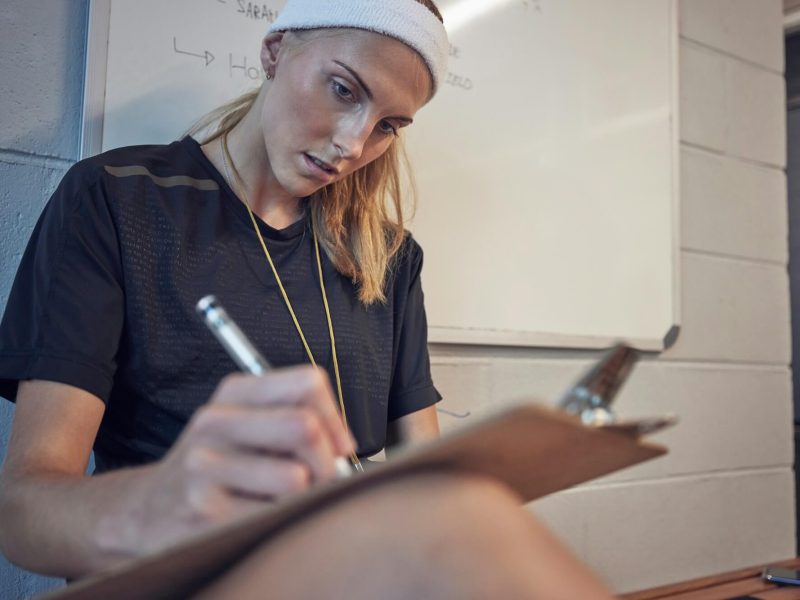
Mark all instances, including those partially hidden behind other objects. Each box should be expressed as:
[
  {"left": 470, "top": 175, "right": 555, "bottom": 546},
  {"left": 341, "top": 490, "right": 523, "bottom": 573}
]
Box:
[{"left": 196, "top": 294, "right": 354, "bottom": 479}]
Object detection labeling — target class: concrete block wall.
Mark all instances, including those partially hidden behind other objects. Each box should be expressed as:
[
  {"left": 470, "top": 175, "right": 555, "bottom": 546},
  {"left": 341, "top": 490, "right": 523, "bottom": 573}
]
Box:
[
  {"left": 0, "top": 0, "right": 793, "bottom": 597},
  {"left": 0, "top": 2, "right": 89, "bottom": 598},
  {"left": 431, "top": 0, "right": 794, "bottom": 593}
]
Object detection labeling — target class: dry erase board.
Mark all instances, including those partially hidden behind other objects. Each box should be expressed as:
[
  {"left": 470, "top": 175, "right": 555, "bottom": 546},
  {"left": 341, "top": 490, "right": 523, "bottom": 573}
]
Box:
[{"left": 82, "top": 0, "right": 679, "bottom": 350}]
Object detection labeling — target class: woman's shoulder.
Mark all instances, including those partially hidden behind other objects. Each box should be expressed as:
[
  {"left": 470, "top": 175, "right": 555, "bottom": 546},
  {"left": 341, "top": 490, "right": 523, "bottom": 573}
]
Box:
[
  {"left": 65, "top": 137, "right": 202, "bottom": 190},
  {"left": 387, "top": 231, "right": 426, "bottom": 286},
  {"left": 397, "top": 231, "right": 425, "bottom": 264},
  {"left": 39, "top": 138, "right": 210, "bottom": 230}
]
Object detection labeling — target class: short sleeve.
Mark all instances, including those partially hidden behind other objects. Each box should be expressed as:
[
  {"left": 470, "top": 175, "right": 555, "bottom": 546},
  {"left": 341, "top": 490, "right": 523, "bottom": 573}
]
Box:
[
  {"left": 0, "top": 164, "right": 125, "bottom": 403},
  {"left": 387, "top": 238, "right": 442, "bottom": 421}
]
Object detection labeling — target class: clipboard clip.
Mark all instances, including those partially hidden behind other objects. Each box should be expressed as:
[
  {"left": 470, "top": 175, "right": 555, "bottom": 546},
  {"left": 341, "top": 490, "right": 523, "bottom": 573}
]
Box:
[{"left": 557, "top": 343, "right": 639, "bottom": 426}]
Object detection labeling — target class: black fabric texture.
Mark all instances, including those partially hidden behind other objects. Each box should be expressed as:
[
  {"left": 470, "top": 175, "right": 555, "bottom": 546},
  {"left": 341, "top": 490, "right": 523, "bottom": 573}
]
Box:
[{"left": 0, "top": 137, "right": 441, "bottom": 471}]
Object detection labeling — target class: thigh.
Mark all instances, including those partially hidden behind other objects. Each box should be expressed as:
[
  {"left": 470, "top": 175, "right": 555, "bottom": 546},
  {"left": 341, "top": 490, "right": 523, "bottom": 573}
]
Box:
[{"left": 193, "top": 470, "right": 615, "bottom": 600}]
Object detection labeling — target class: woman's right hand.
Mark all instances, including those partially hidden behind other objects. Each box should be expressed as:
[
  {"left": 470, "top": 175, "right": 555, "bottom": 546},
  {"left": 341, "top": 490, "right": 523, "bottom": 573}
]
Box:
[{"left": 107, "top": 365, "right": 356, "bottom": 556}]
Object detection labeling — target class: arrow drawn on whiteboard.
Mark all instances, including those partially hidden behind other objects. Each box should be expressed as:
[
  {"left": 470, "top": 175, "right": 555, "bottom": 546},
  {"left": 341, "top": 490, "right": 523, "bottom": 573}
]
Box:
[{"left": 173, "top": 37, "right": 215, "bottom": 66}]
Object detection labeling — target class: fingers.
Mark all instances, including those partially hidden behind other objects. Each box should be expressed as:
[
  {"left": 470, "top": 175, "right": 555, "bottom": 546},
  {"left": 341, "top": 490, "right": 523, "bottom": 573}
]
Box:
[
  {"left": 143, "top": 366, "right": 357, "bottom": 548},
  {"left": 184, "top": 445, "right": 314, "bottom": 499},
  {"left": 190, "top": 405, "right": 341, "bottom": 483},
  {"left": 210, "top": 367, "right": 356, "bottom": 457},
  {"left": 182, "top": 472, "right": 274, "bottom": 524},
  {"left": 177, "top": 406, "right": 342, "bottom": 525}
]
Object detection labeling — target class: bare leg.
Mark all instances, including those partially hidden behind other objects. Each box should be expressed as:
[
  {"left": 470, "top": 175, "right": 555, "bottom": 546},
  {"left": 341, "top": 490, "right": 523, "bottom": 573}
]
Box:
[{"left": 195, "top": 472, "right": 616, "bottom": 600}]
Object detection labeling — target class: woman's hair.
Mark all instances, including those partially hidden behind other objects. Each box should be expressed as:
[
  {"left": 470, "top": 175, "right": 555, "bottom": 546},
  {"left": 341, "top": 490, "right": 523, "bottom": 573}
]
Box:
[{"left": 190, "top": 0, "right": 443, "bottom": 305}]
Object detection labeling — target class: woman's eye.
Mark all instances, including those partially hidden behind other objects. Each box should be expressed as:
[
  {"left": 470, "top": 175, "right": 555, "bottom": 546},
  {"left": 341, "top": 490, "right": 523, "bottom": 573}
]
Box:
[
  {"left": 378, "top": 120, "right": 398, "bottom": 136},
  {"left": 333, "top": 80, "right": 355, "bottom": 101}
]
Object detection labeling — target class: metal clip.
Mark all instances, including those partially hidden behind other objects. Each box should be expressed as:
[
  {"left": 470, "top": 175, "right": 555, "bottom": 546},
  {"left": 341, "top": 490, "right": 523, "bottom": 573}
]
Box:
[{"left": 557, "top": 343, "right": 639, "bottom": 426}]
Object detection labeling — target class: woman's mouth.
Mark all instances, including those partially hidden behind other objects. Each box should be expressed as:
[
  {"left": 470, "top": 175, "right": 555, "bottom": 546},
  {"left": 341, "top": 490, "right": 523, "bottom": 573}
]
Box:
[{"left": 304, "top": 154, "right": 338, "bottom": 180}]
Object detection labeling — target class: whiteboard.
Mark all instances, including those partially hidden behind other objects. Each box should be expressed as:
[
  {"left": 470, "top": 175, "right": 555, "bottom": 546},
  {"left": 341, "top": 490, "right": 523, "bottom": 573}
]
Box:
[{"left": 82, "top": 0, "right": 679, "bottom": 350}]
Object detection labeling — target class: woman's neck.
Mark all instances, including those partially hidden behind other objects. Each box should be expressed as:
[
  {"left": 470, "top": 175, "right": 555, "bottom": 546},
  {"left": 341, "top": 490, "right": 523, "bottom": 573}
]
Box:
[{"left": 202, "top": 99, "right": 303, "bottom": 230}]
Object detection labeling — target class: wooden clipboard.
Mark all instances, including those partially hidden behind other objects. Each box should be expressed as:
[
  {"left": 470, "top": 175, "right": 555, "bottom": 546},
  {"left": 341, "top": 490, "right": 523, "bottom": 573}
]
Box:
[{"left": 42, "top": 403, "right": 667, "bottom": 600}]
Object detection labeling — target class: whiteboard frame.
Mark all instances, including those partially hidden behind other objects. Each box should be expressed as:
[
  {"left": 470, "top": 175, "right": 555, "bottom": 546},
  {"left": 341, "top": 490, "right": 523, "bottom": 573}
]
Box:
[
  {"left": 786, "top": 8, "right": 800, "bottom": 34},
  {"left": 81, "top": 0, "right": 111, "bottom": 160},
  {"left": 81, "top": 0, "right": 681, "bottom": 352}
]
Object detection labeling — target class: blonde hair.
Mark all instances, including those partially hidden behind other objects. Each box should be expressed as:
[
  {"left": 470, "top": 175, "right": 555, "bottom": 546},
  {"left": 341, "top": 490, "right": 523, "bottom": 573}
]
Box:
[{"left": 191, "top": 1, "right": 443, "bottom": 305}]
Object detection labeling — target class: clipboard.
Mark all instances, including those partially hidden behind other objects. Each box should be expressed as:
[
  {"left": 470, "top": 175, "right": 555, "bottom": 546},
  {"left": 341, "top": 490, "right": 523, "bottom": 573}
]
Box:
[{"left": 42, "top": 346, "right": 672, "bottom": 600}]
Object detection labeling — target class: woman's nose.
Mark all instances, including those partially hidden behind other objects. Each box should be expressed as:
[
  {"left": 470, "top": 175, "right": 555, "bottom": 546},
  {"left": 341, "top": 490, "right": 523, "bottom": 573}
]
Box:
[{"left": 331, "top": 116, "right": 372, "bottom": 161}]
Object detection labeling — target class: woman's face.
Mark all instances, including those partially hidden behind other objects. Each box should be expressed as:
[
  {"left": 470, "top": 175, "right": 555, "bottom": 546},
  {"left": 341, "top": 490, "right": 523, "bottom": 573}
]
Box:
[{"left": 259, "top": 29, "right": 432, "bottom": 198}]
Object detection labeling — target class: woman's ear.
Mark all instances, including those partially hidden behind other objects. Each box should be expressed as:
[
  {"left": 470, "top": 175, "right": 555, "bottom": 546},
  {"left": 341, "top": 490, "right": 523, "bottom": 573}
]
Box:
[{"left": 260, "top": 32, "right": 285, "bottom": 77}]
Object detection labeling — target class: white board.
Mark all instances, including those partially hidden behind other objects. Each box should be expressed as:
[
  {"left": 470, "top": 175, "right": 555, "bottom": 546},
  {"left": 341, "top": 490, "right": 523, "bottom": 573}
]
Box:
[{"left": 83, "top": 0, "right": 679, "bottom": 350}]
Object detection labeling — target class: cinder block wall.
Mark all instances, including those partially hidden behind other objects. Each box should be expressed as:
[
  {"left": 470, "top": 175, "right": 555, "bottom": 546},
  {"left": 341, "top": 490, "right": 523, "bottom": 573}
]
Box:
[
  {"left": 0, "top": 2, "right": 89, "bottom": 597},
  {"left": 431, "top": 0, "right": 794, "bottom": 593},
  {"left": 0, "top": 1, "right": 793, "bottom": 598}
]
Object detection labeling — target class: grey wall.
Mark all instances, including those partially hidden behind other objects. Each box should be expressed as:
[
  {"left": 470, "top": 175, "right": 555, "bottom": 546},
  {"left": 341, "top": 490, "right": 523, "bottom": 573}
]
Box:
[
  {"left": 430, "top": 0, "right": 793, "bottom": 594},
  {"left": 0, "top": 2, "right": 89, "bottom": 598},
  {"left": 0, "top": 0, "right": 793, "bottom": 598}
]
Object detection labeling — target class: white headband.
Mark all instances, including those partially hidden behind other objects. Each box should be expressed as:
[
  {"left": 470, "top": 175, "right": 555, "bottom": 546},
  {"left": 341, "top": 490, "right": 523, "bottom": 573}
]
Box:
[{"left": 268, "top": 0, "right": 449, "bottom": 93}]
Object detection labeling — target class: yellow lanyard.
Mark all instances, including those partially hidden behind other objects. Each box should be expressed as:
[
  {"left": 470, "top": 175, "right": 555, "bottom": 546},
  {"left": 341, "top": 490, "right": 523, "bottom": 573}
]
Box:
[{"left": 220, "top": 135, "right": 363, "bottom": 471}]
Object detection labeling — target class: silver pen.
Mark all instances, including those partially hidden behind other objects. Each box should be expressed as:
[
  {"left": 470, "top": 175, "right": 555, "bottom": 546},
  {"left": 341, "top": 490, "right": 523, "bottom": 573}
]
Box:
[{"left": 196, "top": 295, "right": 354, "bottom": 479}]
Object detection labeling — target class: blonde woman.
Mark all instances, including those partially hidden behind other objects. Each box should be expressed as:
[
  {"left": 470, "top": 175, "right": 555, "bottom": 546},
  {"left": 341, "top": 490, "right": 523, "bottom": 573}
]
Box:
[{"left": 0, "top": 2, "right": 615, "bottom": 598}]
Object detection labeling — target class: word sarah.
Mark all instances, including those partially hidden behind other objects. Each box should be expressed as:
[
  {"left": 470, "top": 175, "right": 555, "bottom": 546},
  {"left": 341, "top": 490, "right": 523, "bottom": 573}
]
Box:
[{"left": 235, "top": 1, "right": 279, "bottom": 22}]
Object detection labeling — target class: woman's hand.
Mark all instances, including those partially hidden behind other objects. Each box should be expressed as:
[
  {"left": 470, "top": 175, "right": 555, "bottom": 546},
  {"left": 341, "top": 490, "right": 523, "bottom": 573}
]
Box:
[{"left": 104, "top": 365, "right": 355, "bottom": 556}]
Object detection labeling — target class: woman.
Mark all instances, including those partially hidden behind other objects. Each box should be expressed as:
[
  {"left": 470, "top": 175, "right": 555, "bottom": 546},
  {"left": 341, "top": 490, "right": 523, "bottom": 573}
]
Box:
[
  {"left": 0, "top": 0, "right": 445, "bottom": 575},
  {"left": 0, "top": 2, "right": 617, "bottom": 598}
]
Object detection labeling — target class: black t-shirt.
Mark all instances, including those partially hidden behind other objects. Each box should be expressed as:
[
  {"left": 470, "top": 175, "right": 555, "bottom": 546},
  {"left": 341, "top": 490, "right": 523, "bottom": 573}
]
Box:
[{"left": 0, "top": 137, "right": 440, "bottom": 472}]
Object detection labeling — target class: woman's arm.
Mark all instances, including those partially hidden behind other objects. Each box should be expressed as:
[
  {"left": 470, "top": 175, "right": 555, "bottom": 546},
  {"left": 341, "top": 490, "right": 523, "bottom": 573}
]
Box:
[
  {"left": 386, "top": 405, "right": 439, "bottom": 453},
  {"left": 0, "top": 380, "right": 140, "bottom": 576},
  {"left": 0, "top": 368, "right": 355, "bottom": 579}
]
